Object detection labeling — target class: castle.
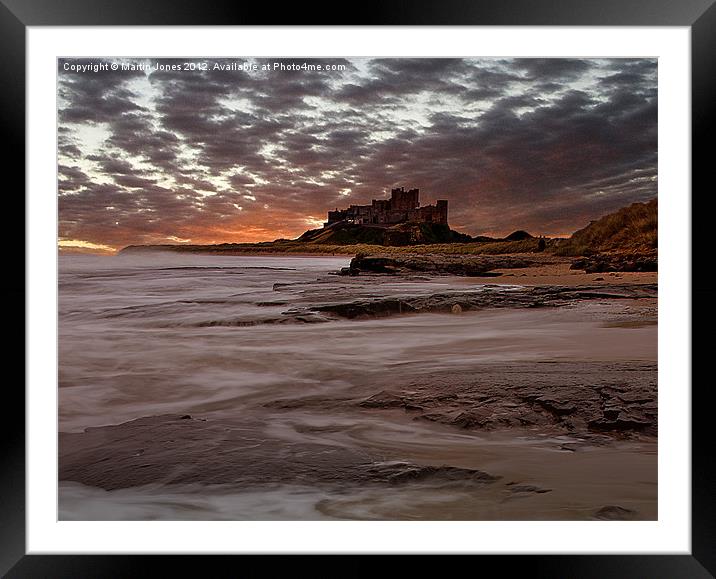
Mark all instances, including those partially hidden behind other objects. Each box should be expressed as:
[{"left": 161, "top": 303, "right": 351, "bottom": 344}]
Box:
[{"left": 324, "top": 187, "right": 448, "bottom": 227}]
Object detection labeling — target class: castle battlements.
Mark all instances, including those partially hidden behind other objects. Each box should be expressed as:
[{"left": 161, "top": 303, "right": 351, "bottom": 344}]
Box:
[{"left": 324, "top": 187, "right": 448, "bottom": 228}]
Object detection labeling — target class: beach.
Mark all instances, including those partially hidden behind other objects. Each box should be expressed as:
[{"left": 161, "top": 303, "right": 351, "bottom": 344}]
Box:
[{"left": 58, "top": 252, "right": 657, "bottom": 520}]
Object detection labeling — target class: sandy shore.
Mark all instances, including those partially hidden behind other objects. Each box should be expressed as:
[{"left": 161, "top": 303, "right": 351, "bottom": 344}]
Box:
[{"left": 491, "top": 262, "right": 657, "bottom": 286}]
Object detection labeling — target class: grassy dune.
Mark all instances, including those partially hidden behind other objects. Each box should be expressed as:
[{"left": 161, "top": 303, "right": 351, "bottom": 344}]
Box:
[
  {"left": 121, "top": 237, "right": 548, "bottom": 257},
  {"left": 554, "top": 199, "right": 657, "bottom": 257}
]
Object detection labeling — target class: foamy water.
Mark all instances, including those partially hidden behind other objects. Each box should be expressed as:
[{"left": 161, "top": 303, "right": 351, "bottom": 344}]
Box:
[{"left": 59, "top": 253, "right": 657, "bottom": 520}]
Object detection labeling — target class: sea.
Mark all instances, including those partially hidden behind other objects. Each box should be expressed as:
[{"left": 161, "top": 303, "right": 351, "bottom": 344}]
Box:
[{"left": 58, "top": 253, "right": 657, "bottom": 520}]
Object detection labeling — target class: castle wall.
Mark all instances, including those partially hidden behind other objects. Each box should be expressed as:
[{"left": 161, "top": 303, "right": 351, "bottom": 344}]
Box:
[{"left": 413, "top": 200, "right": 448, "bottom": 224}]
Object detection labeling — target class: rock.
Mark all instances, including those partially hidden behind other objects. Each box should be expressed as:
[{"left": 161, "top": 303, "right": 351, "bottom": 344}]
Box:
[
  {"left": 559, "top": 443, "right": 580, "bottom": 452},
  {"left": 451, "top": 304, "right": 463, "bottom": 314},
  {"left": 364, "top": 461, "right": 500, "bottom": 485},
  {"left": 358, "top": 359, "right": 656, "bottom": 441},
  {"left": 60, "top": 414, "right": 500, "bottom": 491},
  {"left": 264, "top": 396, "right": 354, "bottom": 410},
  {"left": 570, "top": 254, "right": 657, "bottom": 273},
  {"left": 359, "top": 391, "right": 407, "bottom": 408},
  {"left": 588, "top": 412, "right": 653, "bottom": 433},
  {"left": 348, "top": 254, "right": 534, "bottom": 277},
  {"left": 593, "top": 505, "right": 637, "bottom": 520},
  {"left": 508, "top": 484, "right": 552, "bottom": 494},
  {"left": 535, "top": 397, "right": 576, "bottom": 415},
  {"left": 451, "top": 409, "right": 493, "bottom": 428},
  {"left": 310, "top": 283, "right": 657, "bottom": 320},
  {"left": 313, "top": 298, "right": 417, "bottom": 319}
]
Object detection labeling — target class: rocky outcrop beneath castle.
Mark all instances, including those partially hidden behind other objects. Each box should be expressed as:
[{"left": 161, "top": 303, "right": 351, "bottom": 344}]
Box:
[{"left": 298, "top": 221, "right": 473, "bottom": 246}]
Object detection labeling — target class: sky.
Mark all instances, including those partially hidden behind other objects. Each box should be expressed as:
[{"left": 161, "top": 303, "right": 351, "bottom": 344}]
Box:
[{"left": 58, "top": 57, "right": 657, "bottom": 253}]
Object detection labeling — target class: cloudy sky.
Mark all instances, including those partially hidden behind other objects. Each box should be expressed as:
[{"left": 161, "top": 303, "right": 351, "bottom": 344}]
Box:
[{"left": 58, "top": 57, "right": 657, "bottom": 253}]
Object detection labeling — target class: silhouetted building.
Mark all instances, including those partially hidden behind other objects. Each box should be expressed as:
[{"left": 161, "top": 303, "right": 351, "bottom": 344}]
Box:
[{"left": 325, "top": 187, "right": 448, "bottom": 227}]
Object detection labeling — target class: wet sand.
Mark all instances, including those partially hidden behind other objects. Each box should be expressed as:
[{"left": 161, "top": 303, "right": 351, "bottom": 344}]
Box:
[
  {"left": 60, "top": 413, "right": 655, "bottom": 520},
  {"left": 59, "top": 254, "right": 657, "bottom": 520}
]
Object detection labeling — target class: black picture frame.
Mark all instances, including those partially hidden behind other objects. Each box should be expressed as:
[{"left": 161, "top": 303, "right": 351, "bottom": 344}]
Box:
[{"left": 4, "top": 1, "right": 714, "bottom": 576}]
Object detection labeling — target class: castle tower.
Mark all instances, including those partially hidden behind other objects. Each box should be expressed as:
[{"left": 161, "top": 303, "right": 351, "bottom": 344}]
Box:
[
  {"left": 436, "top": 200, "right": 448, "bottom": 224},
  {"left": 390, "top": 187, "right": 420, "bottom": 211}
]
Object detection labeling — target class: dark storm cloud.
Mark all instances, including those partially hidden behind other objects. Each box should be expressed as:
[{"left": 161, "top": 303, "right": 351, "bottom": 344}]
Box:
[
  {"left": 343, "top": 71, "right": 657, "bottom": 234},
  {"left": 85, "top": 155, "right": 148, "bottom": 176},
  {"left": 140, "top": 58, "right": 357, "bottom": 176},
  {"left": 58, "top": 126, "right": 83, "bottom": 158},
  {"left": 58, "top": 59, "right": 147, "bottom": 124},
  {"left": 58, "top": 165, "right": 90, "bottom": 183},
  {"left": 114, "top": 175, "right": 158, "bottom": 189},
  {"left": 511, "top": 58, "right": 591, "bottom": 81},
  {"left": 336, "top": 59, "right": 473, "bottom": 105},
  {"left": 175, "top": 174, "right": 219, "bottom": 192},
  {"left": 58, "top": 165, "right": 91, "bottom": 193},
  {"left": 86, "top": 111, "right": 185, "bottom": 179},
  {"left": 58, "top": 57, "right": 657, "bottom": 248}
]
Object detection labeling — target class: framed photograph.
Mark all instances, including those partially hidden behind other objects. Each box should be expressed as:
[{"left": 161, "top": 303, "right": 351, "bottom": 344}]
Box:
[{"left": 7, "top": 0, "right": 714, "bottom": 575}]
